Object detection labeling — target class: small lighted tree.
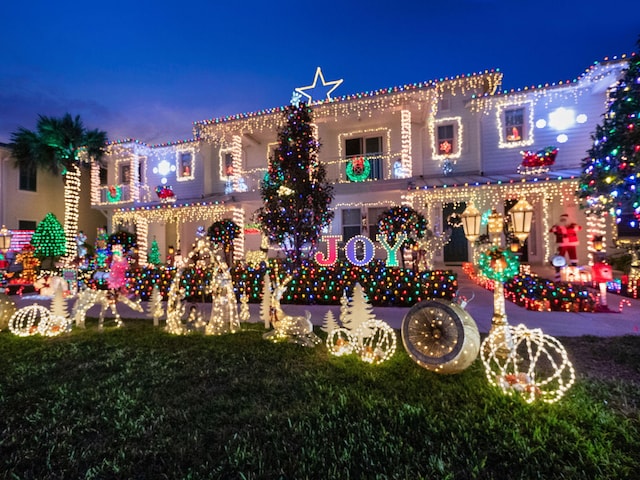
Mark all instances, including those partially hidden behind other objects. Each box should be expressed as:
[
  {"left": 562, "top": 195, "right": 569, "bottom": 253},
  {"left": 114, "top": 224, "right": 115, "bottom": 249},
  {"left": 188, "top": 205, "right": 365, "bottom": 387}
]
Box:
[
  {"left": 148, "top": 238, "right": 161, "bottom": 266},
  {"left": 31, "top": 213, "right": 66, "bottom": 270},
  {"left": 147, "top": 285, "right": 164, "bottom": 327}
]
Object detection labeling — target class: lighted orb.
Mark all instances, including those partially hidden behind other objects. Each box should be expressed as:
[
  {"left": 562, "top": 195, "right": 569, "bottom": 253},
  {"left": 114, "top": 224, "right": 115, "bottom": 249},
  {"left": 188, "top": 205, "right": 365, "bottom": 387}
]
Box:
[
  {"left": 9, "top": 305, "right": 52, "bottom": 337},
  {"left": 480, "top": 324, "right": 576, "bottom": 403},
  {"left": 39, "top": 314, "right": 72, "bottom": 337},
  {"left": 401, "top": 299, "right": 480, "bottom": 374},
  {"left": 0, "top": 293, "right": 17, "bottom": 330},
  {"left": 353, "top": 319, "right": 397, "bottom": 364},
  {"left": 326, "top": 327, "right": 356, "bottom": 356}
]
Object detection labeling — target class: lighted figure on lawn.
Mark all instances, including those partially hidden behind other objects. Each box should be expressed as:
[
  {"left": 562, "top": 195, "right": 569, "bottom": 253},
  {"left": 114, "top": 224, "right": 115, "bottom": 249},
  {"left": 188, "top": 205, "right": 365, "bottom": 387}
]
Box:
[
  {"left": 262, "top": 268, "right": 320, "bottom": 347},
  {"left": 480, "top": 323, "right": 575, "bottom": 403},
  {"left": 550, "top": 214, "right": 582, "bottom": 266},
  {"left": 9, "top": 295, "right": 72, "bottom": 337},
  {"left": 323, "top": 283, "right": 396, "bottom": 363},
  {"left": 165, "top": 230, "right": 240, "bottom": 335},
  {"left": 71, "top": 245, "right": 143, "bottom": 330},
  {"left": 76, "top": 231, "right": 88, "bottom": 260}
]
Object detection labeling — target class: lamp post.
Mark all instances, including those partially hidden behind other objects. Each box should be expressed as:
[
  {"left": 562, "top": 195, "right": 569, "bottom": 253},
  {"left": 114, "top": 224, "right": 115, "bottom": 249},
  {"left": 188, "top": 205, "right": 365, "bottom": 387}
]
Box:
[
  {"left": 0, "top": 225, "right": 13, "bottom": 284},
  {"left": 461, "top": 199, "right": 533, "bottom": 342}
]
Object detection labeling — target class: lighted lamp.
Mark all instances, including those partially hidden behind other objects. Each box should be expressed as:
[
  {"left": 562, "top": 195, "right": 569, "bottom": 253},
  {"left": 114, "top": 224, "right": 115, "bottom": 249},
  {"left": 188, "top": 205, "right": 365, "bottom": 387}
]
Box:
[
  {"left": 461, "top": 204, "right": 481, "bottom": 242},
  {"left": 508, "top": 198, "right": 534, "bottom": 244}
]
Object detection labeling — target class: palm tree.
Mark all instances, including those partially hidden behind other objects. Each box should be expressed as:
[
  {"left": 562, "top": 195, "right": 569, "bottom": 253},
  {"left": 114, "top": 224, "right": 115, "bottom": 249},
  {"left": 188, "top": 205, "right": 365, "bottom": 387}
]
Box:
[{"left": 10, "top": 113, "right": 108, "bottom": 262}]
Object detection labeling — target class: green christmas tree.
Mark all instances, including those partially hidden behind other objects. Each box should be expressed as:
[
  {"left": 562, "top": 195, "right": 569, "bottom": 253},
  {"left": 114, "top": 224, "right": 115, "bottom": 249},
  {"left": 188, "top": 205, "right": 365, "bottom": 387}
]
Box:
[
  {"left": 148, "top": 238, "right": 161, "bottom": 266},
  {"left": 256, "top": 103, "right": 334, "bottom": 271},
  {"left": 578, "top": 39, "right": 640, "bottom": 231},
  {"left": 31, "top": 213, "right": 66, "bottom": 269}
]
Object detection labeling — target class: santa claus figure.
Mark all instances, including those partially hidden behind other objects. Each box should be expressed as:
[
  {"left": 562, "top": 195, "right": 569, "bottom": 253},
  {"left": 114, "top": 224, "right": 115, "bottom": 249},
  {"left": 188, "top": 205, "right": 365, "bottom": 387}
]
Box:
[{"left": 550, "top": 214, "right": 582, "bottom": 266}]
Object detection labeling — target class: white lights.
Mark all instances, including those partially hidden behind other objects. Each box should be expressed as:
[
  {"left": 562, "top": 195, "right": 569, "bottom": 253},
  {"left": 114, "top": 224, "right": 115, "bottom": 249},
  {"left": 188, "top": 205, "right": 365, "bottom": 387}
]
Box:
[
  {"left": 556, "top": 134, "right": 569, "bottom": 144},
  {"left": 399, "top": 109, "right": 412, "bottom": 178},
  {"left": 548, "top": 107, "right": 576, "bottom": 130},
  {"left": 576, "top": 113, "right": 588, "bottom": 124},
  {"left": 536, "top": 119, "right": 547, "bottom": 129},
  {"left": 480, "top": 324, "right": 576, "bottom": 403}
]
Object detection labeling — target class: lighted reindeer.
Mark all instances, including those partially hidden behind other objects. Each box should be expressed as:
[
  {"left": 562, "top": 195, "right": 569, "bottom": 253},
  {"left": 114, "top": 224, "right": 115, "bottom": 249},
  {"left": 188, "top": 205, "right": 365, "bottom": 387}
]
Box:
[
  {"left": 72, "top": 288, "right": 143, "bottom": 330},
  {"left": 262, "top": 270, "right": 320, "bottom": 347}
]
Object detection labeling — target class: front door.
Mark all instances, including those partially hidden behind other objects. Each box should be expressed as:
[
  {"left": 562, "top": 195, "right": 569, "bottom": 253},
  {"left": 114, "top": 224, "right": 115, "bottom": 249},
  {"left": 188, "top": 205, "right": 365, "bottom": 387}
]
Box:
[{"left": 443, "top": 202, "right": 468, "bottom": 263}]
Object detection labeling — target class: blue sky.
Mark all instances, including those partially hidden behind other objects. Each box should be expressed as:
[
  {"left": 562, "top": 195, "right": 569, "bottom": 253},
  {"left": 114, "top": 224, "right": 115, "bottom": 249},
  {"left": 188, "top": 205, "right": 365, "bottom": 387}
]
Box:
[{"left": 2, "top": 0, "right": 639, "bottom": 145}]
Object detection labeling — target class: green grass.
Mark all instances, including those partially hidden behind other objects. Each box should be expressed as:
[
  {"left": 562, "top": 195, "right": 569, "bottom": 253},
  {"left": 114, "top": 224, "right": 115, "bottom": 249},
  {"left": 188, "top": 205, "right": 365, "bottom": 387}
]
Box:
[{"left": 0, "top": 321, "right": 638, "bottom": 479}]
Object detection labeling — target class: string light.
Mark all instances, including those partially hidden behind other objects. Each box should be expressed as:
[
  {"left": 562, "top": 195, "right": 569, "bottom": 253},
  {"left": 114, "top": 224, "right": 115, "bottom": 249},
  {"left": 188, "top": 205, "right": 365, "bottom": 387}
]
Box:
[
  {"left": 429, "top": 116, "right": 464, "bottom": 161},
  {"left": 480, "top": 323, "right": 576, "bottom": 404}
]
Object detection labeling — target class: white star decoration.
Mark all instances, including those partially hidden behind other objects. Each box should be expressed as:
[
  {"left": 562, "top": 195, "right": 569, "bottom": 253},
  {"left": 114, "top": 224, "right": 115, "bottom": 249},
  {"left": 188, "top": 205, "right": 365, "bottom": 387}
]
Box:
[{"left": 295, "top": 67, "right": 343, "bottom": 103}]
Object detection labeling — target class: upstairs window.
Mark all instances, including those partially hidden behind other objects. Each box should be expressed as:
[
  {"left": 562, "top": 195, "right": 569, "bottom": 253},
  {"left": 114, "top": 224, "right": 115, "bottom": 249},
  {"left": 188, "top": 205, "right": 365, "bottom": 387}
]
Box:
[
  {"left": 99, "top": 166, "right": 108, "bottom": 186},
  {"left": 504, "top": 108, "right": 524, "bottom": 143},
  {"left": 431, "top": 117, "right": 463, "bottom": 160},
  {"left": 437, "top": 124, "right": 455, "bottom": 156},
  {"left": 497, "top": 101, "right": 534, "bottom": 148},
  {"left": 345, "top": 136, "right": 383, "bottom": 181},
  {"left": 178, "top": 152, "right": 193, "bottom": 180},
  {"left": 19, "top": 164, "right": 37, "bottom": 192}
]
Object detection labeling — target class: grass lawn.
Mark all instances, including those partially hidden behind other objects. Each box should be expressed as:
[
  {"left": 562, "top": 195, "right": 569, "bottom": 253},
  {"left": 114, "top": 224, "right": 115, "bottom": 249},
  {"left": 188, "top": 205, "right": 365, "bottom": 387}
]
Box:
[{"left": 1, "top": 320, "right": 638, "bottom": 479}]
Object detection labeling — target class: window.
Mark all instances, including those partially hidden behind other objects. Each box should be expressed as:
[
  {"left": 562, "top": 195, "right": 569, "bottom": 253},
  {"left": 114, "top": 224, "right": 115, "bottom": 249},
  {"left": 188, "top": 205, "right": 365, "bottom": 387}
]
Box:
[
  {"left": 19, "top": 164, "right": 37, "bottom": 191},
  {"left": 18, "top": 220, "right": 37, "bottom": 230},
  {"left": 367, "top": 207, "right": 388, "bottom": 241},
  {"left": 342, "top": 208, "right": 362, "bottom": 241},
  {"left": 120, "top": 165, "right": 131, "bottom": 184},
  {"left": 99, "top": 166, "right": 108, "bottom": 186},
  {"left": 505, "top": 108, "right": 524, "bottom": 143},
  {"left": 224, "top": 153, "right": 233, "bottom": 177},
  {"left": 179, "top": 153, "right": 192, "bottom": 178},
  {"left": 345, "top": 136, "right": 383, "bottom": 181},
  {"left": 431, "top": 117, "right": 463, "bottom": 160},
  {"left": 437, "top": 124, "right": 455, "bottom": 156}
]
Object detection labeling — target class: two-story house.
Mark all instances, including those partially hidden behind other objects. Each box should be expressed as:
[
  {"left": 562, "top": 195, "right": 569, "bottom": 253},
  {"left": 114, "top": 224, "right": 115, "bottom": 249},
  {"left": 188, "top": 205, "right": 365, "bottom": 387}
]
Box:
[{"left": 93, "top": 57, "right": 627, "bottom": 269}]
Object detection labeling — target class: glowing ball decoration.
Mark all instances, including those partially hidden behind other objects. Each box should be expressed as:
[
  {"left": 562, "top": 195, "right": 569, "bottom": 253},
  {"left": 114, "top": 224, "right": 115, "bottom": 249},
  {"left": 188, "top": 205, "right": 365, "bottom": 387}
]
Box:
[
  {"left": 353, "top": 319, "right": 397, "bottom": 364},
  {"left": 480, "top": 324, "right": 576, "bottom": 404},
  {"left": 401, "top": 299, "right": 480, "bottom": 374},
  {"left": 478, "top": 247, "right": 519, "bottom": 283},
  {"left": 0, "top": 293, "right": 17, "bottom": 330},
  {"left": 326, "top": 327, "right": 356, "bottom": 356},
  {"left": 9, "top": 305, "right": 52, "bottom": 337}
]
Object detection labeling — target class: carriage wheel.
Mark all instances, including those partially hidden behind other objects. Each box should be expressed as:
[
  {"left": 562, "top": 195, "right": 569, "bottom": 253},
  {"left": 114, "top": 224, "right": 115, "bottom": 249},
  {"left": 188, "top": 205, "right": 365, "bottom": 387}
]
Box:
[{"left": 401, "top": 299, "right": 480, "bottom": 374}]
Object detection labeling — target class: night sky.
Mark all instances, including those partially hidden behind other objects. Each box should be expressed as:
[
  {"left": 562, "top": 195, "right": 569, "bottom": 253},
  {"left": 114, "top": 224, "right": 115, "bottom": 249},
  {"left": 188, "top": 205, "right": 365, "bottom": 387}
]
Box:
[{"left": 2, "top": 0, "right": 639, "bottom": 145}]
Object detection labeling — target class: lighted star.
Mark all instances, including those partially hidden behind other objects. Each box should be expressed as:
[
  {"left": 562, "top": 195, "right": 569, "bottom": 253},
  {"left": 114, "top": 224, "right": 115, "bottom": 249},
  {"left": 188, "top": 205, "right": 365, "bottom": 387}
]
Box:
[{"left": 295, "top": 67, "right": 343, "bottom": 103}]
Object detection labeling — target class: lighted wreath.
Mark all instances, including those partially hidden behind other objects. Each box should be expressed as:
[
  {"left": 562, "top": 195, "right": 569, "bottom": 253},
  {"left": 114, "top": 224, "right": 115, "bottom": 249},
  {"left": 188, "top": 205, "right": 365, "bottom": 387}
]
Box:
[
  {"left": 207, "top": 219, "right": 241, "bottom": 252},
  {"left": 480, "top": 324, "right": 576, "bottom": 403},
  {"left": 106, "top": 185, "right": 122, "bottom": 203},
  {"left": 478, "top": 247, "right": 519, "bottom": 283},
  {"left": 346, "top": 157, "right": 371, "bottom": 182}
]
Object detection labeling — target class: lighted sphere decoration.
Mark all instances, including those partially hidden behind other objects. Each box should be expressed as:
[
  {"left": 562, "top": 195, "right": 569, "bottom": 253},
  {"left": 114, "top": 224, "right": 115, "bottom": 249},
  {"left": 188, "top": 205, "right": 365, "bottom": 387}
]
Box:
[
  {"left": 0, "top": 293, "right": 17, "bottom": 330},
  {"left": 480, "top": 324, "right": 576, "bottom": 403},
  {"left": 353, "top": 319, "right": 397, "bottom": 364},
  {"left": 39, "top": 314, "right": 72, "bottom": 337},
  {"left": 9, "top": 305, "right": 52, "bottom": 337},
  {"left": 326, "top": 327, "right": 356, "bottom": 357},
  {"left": 478, "top": 247, "right": 519, "bottom": 283},
  {"left": 402, "top": 299, "right": 480, "bottom": 374}
]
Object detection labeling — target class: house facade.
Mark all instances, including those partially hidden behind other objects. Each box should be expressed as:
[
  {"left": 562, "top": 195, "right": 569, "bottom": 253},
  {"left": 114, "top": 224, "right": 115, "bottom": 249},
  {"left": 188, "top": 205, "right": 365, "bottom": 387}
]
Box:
[
  {"left": 93, "top": 58, "right": 628, "bottom": 269},
  {"left": 0, "top": 143, "right": 105, "bottom": 254}
]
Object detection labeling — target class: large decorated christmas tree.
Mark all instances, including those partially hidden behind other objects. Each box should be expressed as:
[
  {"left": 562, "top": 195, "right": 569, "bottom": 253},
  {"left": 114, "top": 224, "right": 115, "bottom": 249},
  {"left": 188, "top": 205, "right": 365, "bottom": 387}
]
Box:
[
  {"left": 256, "top": 103, "right": 334, "bottom": 271},
  {"left": 31, "top": 212, "right": 66, "bottom": 269},
  {"left": 578, "top": 40, "right": 640, "bottom": 231}
]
